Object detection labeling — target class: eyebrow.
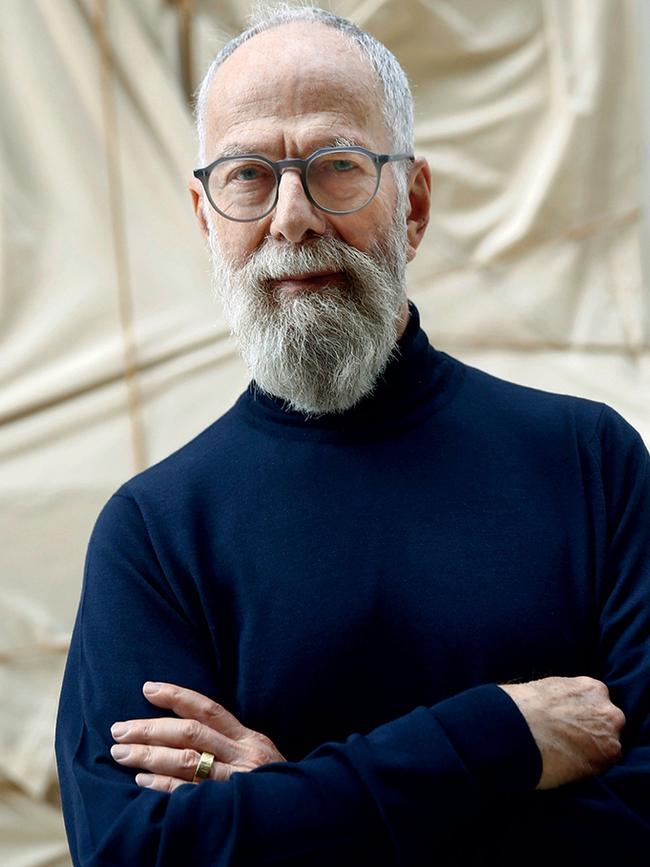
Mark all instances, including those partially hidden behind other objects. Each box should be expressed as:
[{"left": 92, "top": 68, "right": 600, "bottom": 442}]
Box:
[
  {"left": 331, "top": 136, "right": 362, "bottom": 148},
  {"left": 215, "top": 136, "right": 367, "bottom": 160},
  {"left": 218, "top": 143, "right": 258, "bottom": 158}
]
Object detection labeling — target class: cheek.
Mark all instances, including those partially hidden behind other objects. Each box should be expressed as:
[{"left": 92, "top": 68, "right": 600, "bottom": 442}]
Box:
[
  {"left": 374, "top": 187, "right": 400, "bottom": 227},
  {"left": 212, "top": 219, "right": 269, "bottom": 264},
  {"left": 344, "top": 179, "right": 399, "bottom": 249},
  {"left": 333, "top": 208, "right": 395, "bottom": 254}
]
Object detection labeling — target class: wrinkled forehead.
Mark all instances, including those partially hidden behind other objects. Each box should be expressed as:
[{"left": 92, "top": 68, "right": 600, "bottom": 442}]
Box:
[{"left": 203, "top": 22, "right": 389, "bottom": 157}]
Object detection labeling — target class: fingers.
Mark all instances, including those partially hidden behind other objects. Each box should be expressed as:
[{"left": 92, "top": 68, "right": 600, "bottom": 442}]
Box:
[
  {"left": 136, "top": 773, "right": 189, "bottom": 793},
  {"left": 111, "top": 716, "right": 240, "bottom": 764},
  {"left": 110, "top": 683, "right": 287, "bottom": 791},
  {"left": 111, "top": 742, "right": 236, "bottom": 782},
  {"left": 141, "top": 682, "right": 249, "bottom": 740},
  {"left": 134, "top": 771, "right": 237, "bottom": 793},
  {"left": 612, "top": 705, "right": 627, "bottom": 731}
]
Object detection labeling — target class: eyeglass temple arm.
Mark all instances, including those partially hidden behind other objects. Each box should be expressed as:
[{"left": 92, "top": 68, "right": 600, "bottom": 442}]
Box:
[{"left": 380, "top": 153, "right": 414, "bottom": 165}]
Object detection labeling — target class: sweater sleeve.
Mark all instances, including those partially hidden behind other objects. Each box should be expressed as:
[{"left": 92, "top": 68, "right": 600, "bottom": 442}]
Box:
[
  {"left": 483, "top": 406, "right": 650, "bottom": 865},
  {"left": 55, "top": 491, "right": 541, "bottom": 867}
]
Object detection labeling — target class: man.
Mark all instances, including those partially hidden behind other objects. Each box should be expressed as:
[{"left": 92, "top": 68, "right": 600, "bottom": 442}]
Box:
[{"left": 55, "top": 6, "right": 648, "bottom": 866}]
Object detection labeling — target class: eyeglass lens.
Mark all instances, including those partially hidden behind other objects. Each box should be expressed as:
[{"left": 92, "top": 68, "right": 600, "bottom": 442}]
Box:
[{"left": 207, "top": 150, "right": 379, "bottom": 219}]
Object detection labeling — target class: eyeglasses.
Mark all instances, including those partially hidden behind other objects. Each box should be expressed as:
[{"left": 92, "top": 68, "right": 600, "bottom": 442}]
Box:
[{"left": 193, "top": 146, "right": 414, "bottom": 222}]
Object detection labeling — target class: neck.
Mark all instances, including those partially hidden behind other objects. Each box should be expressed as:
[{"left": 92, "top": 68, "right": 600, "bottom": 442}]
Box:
[{"left": 395, "top": 297, "right": 410, "bottom": 340}]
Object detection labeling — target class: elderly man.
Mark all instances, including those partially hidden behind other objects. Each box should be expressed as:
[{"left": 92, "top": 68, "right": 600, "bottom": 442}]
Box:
[{"left": 56, "top": 6, "right": 649, "bottom": 866}]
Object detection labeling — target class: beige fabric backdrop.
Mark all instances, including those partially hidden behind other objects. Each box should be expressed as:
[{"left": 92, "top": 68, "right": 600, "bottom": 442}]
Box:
[{"left": 1, "top": 0, "right": 647, "bottom": 863}]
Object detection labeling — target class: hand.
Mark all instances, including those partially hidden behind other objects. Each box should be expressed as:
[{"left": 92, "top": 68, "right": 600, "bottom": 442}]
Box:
[
  {"left": 110, "top": 681, "right": 286, "bottom": 793},
  {"left": 499, "top": 676, "right": 625, "bottom": 790}
]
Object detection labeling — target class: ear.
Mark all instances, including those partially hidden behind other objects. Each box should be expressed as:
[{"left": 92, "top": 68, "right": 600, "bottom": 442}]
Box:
[
  {"left": 189, "top": 178, "right": 210, "bottom": 239},
  {"left": 405, "top": 157, "right": 431, "bottom": 263}
]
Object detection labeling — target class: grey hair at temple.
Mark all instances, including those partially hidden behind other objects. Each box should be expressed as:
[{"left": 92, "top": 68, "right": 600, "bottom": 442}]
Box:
[{"left": 193, "top": 3, "right": 415, "bottom": 191}]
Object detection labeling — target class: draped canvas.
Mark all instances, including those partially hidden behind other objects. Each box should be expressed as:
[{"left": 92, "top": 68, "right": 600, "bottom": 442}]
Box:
[{"left": 0, "top": 1, "right": 647, "bottom": 863}]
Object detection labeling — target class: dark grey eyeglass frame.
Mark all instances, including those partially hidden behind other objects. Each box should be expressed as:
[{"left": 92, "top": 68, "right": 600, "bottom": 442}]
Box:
[{"left": 193, "top": 146, "right": 414, "bottom": 222}]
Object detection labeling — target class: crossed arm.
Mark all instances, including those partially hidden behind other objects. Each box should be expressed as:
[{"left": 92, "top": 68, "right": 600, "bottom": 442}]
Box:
[
  {"left": 58, "top": 411, "right": 649, "bottom": 865},
  {"left": 110, "top": 676, "right": 625, "bottom": 793}
]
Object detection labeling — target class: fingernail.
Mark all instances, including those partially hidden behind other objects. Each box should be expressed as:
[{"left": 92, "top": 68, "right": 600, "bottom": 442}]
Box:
[
  {"left": 136, "top": 773, "right": 154, "bottom": 787},
  {"left": 143, "top": 682, "right": 160, "bottom": 695},
  {"left": 111, "top": 724, "right": 129, "bottom": 738},
  {"left": 111, "top": 744, "right": 131, "bottom": 760}
]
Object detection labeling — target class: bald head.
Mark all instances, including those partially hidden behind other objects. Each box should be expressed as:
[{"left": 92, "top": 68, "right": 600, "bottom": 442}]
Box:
[
  {"left": 202, "top": 22, "right": 389, "bottom": 167},
  {"left": 194, "top": 5, "right": 414, "bottom": 165}
]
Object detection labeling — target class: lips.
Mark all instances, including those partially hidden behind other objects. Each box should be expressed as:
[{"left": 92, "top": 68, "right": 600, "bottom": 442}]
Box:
[{"left": 270, "top": 271, "right": 343, "bottom": 293}]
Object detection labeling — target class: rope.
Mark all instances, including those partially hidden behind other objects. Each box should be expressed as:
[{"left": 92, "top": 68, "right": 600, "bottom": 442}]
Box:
[
  {"left": 93, "top": 0, "right": 146, "bottom": 473},
  {"left": 176, "top": 0, "right": 196, "bottom": 107}
]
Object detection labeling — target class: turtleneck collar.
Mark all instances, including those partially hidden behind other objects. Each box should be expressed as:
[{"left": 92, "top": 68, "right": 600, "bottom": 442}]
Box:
[{"left": 234, "top": 302, "right": 464, "bottom": 441}]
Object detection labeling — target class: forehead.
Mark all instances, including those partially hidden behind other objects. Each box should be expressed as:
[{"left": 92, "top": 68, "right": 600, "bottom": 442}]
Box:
[{"left": 204, "top": 22, "right": 388, "bottom": 158}]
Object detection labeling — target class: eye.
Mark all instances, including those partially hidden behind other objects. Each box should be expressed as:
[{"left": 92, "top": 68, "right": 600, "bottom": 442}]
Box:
[
  {"left": 219, "top": 160, "right": 275, "bottom": 187},
  {"left": 330, "top": 159, "right": 356, "bottom": 172},
  {"left": 232, "top": 164, "right": 264, "bottom": 181}
]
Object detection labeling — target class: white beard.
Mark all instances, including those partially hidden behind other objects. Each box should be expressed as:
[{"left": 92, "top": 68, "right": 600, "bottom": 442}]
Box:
[{"left": 209, "top": 220, "right": 408, "bottom": 417}]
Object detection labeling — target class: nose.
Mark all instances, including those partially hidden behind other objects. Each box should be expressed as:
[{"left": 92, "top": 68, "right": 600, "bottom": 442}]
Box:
[{"left": 269, "top": 168, "right": 327, "bottom": 243}]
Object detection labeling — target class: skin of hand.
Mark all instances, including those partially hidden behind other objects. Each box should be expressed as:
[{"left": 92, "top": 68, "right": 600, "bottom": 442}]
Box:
[
  {"left": 110, "top": 682, "right": 286, "bottom": 793},
  {"left": 499, "top": 676, "right": 626, "bottom": 790}
]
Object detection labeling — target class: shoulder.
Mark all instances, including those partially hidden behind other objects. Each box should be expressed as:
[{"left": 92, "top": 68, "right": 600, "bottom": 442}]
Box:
[
  {"left": 444, "top": 354, "right": 648, "bottom": 493},
  {"left": 447, "top": 354, "right": 619, "bottom": 444},
  {"left": 123, "top": 398, "right": 246, "bottom": 497},
  {"left": 93, "top": 396, "right": 251, "bottom": 531}
]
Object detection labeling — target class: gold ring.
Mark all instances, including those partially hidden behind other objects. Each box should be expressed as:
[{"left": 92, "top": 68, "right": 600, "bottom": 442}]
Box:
[{"left": 192, "top": 751, "right": 215, "bottom": 783}]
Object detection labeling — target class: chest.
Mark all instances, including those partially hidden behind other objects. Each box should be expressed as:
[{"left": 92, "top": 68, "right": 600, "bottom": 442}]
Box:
[{"left": 184, "top": 438, "right": 600, "bottom": 758}]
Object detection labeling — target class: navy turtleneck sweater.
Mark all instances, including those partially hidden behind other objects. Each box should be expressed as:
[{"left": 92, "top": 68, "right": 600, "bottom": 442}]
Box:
[{"left": 56, "top": 304, "right": 650, "bottom": 866}]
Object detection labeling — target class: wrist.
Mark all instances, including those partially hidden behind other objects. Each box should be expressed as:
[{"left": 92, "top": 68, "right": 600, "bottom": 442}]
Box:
[{"left": 431, "top": 684, "right": 543, "bottom": 792}]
